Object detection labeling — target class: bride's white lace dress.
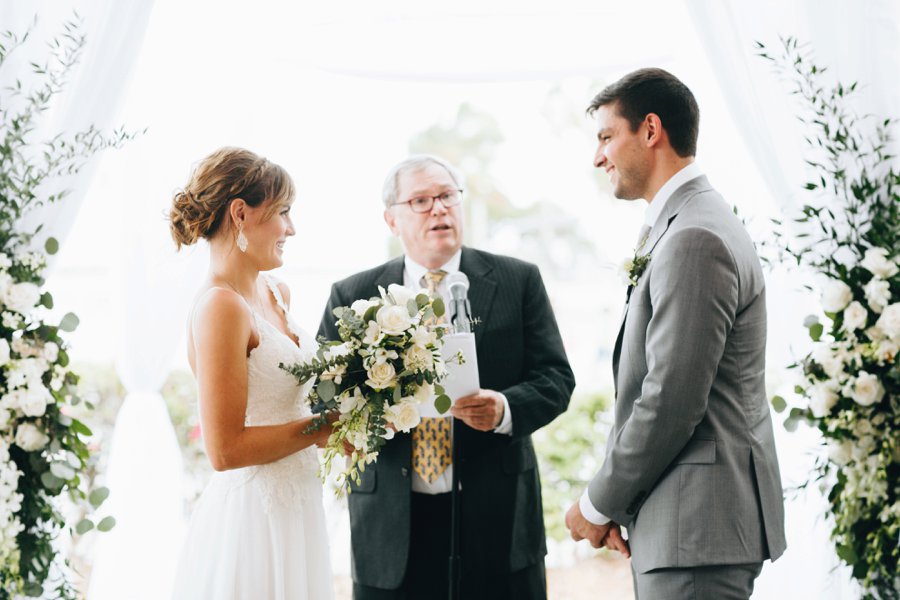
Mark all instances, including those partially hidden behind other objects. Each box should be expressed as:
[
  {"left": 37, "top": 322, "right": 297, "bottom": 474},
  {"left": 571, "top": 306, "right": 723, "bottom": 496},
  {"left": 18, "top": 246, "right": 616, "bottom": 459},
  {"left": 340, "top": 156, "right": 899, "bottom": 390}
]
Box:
[{"left": 172, "top": 277, "right": 333, "bottom": 600}]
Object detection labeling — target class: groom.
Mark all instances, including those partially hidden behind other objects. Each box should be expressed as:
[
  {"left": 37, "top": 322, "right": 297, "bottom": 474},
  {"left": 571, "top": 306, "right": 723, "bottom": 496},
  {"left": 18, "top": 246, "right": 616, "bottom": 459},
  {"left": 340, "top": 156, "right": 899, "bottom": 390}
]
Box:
[
  {"left": 319, "top": 155, "right": 575, "bottom": 600},
  {"left": 565, "top": 69, "right": 786, "bottom": 599}
]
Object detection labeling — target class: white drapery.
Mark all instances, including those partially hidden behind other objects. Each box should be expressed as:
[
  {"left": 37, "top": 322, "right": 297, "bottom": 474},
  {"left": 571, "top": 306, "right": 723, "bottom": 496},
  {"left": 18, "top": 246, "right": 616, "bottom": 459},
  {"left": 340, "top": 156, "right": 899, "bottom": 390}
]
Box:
[{"left": 685, "top": 2, "right": 900, "bottom": 598}]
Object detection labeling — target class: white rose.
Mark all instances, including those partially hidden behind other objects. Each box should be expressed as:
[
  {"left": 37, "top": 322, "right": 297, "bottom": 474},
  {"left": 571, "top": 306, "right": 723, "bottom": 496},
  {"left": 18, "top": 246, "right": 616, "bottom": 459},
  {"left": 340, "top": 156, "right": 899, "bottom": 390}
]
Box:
[
  {"left": 387, "top": 283, "right": 417, "bottom": 307},
  {"left": 809, "top": 381, "right": 840, "bottom": 418},
  {"left": 412, "top": 382, "right": 435, "bottom": 404},
  {"left": 0, "top": 338, "right": 9, "bottom": 366},
  {"left": 860, "top": 247, "right": 899, "bottom": 279},
  {"left": 365, "top": 361, "right": 397, "bottom": 390},
  {"left": 842, "top": 301, "right": 869, "bottom": 332},
  {"left": 350, "top": 299, "right": 379, "bottom": 318},
  {"left": 362, "top": 321, "right": 383, "bottom": 346},
  {"left": 19, "top": 387, "right": 51, "bottom": 417},
  {"left": 403, "top": 345, "right": 434, "bottom": 372},
  {"left": 2, "top": 282, "right": 40, "bottom": 315},
  {"left": 811, "top": 344, "right": 844, "bottom": 379},
  {"left": 863, "top": 278, "right": 891, "bottom": 314},
  {"left": 827, "top": 439, "right": 853, "bottom": 466},
  {"left": 410, "top": 326, "right": 437, "bottom": 348},
  {"left": 847, "top": 371, "right": 885, "bottom": 407},
  {"left": 376, "top": 305, "right": 412, "bottom": 336},
  {"left": 820, "top": 279, "right": 853, "bottom": 313},
  {"left": 14, "top": 423, "right": 49, "bottom": 452},
  {"left": 383, "top": 400, "right": 421, "bottom": 432},
  {"left": 42, "top": 342, "right": 59, "bottom": 363},
  {"left": 875, "top": 304, "right": 900, "bottom": 340}
]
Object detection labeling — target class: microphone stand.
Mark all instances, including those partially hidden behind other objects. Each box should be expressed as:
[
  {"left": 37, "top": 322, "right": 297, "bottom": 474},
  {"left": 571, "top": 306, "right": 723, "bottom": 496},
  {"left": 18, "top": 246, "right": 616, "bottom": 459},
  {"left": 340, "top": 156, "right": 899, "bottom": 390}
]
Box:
[{"left": 447, "top": 296, "right": 471, "bottom": 600}]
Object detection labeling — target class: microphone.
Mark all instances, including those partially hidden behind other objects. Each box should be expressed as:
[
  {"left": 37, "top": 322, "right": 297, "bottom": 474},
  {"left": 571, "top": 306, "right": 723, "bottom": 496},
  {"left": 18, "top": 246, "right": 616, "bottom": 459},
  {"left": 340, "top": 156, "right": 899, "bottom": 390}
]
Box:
[{"left": 445, "top": 272, "right": 473, "bottom": 334}]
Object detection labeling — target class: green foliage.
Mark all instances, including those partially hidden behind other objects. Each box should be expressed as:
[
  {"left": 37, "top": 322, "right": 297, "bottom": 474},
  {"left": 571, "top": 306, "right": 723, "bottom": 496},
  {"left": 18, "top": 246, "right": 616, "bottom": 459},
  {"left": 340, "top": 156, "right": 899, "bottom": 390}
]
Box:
[
  {"left": 534, "top": 391, "right": 609, "bottom": 541},
  {"left": 0, "top": 14, "right": 136, "bottom": 599},
  {"left": 758, "top": 37, "right": 900, "bottom": 599}
]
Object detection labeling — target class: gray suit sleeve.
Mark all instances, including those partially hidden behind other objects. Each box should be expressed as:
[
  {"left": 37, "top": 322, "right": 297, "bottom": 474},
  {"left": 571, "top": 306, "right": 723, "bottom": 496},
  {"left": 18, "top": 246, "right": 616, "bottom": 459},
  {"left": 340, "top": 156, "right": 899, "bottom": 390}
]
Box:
[{"left": 587, "top": 226, "right": 739, "bottom": 525}]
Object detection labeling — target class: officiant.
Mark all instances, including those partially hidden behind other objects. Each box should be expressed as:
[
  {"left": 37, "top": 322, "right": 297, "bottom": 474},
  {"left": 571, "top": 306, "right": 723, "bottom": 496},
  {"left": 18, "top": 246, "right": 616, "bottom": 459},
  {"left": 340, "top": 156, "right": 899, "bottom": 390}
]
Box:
[{"left": 318, "top": 155, "right": 575, "bottom": 600}]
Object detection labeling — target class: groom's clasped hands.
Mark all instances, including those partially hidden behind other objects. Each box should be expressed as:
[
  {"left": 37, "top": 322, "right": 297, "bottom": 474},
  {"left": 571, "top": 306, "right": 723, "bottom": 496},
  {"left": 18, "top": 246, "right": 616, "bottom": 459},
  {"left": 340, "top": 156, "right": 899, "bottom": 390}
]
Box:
[{"left": 564, "top": 504, "right": 631, "bottom": 558}]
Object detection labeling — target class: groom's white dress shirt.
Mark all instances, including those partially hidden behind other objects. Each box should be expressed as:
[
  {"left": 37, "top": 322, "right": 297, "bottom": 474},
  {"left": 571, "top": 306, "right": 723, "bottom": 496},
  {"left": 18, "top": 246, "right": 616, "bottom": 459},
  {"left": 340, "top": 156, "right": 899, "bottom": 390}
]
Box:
[
  {"left": 403, "top": 249, "right": 513, "bottom": 495},
  {"left": 580, "top": 161, "right": 705, "bottom": 526}
]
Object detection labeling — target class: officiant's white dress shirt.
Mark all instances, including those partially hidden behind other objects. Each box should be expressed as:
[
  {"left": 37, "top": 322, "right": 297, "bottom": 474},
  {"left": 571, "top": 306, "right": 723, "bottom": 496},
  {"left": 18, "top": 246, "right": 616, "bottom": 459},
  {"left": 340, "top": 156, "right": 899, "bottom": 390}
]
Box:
[
  {"left": 580, "top": 161, "right": 705, "bottom": 525},
  {"left": 403, "top": 249, "right": 513, "bottom": 494}
]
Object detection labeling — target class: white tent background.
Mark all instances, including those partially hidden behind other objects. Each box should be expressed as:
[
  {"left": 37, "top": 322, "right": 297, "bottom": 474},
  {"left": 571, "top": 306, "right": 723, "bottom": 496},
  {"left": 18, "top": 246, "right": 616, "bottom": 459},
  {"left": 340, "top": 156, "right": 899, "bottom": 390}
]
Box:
[{"left": 6, "top": 0, "right": 897, "bottom": 598}]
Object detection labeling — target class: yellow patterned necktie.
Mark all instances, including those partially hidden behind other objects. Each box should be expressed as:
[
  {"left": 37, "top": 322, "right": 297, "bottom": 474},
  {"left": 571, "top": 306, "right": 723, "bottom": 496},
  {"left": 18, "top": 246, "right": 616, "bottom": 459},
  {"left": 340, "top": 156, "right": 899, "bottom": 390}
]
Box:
[{"left": 412, "top": 269, "right": 451, "bottom": 483}]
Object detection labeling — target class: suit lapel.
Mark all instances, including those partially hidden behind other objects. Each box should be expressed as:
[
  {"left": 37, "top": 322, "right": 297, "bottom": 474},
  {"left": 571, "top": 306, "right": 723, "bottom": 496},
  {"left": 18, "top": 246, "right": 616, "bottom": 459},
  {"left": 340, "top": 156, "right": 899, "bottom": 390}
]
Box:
[
  {"left": 459, "top": 247, "right": 496, "bottom": 346},
  {"left": 375, "top": 256, "right": 405, "bottom": 290},
  {"left": 611, "top": 175, "right": 711, "bottom": 395}
]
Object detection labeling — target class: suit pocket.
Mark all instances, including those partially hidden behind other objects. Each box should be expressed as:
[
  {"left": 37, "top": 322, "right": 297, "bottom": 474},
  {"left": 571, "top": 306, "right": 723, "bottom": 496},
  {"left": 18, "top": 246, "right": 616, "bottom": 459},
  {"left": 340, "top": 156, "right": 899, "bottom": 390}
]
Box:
[
  {"left": 350, "top": 466, "right": 377, "bottom": 493},
  {"left": 674, "top": 439, "right": 716, "bottom": 464},
  {"left": 502, "top": 439, "right": 537, "bottom": 474}
]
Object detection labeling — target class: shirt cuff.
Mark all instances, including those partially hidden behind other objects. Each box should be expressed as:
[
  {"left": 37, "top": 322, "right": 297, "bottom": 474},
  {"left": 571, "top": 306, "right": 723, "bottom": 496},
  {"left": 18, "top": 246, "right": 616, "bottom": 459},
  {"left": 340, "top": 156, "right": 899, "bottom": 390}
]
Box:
[
  {"left": 492, "top": 393, "right": 513, "bottom": 435},
  {"left": 579, "top": 489, "right": 611, "bottom": 525}
]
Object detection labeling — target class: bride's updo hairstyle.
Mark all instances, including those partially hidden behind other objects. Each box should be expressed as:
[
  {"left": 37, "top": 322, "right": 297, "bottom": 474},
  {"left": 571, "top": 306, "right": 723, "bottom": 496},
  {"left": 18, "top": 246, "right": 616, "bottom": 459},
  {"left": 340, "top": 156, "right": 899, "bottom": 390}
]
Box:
[{"left": 169, "top": 147, "right": 295, "bottom": 250}]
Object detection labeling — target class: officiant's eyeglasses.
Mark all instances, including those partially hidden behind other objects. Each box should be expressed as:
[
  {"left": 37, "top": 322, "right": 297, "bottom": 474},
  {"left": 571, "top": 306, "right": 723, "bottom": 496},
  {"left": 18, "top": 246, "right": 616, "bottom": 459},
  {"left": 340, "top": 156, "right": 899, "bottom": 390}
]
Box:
[{"left": 393, "top": 189, "right": 463, "bottom": 213}]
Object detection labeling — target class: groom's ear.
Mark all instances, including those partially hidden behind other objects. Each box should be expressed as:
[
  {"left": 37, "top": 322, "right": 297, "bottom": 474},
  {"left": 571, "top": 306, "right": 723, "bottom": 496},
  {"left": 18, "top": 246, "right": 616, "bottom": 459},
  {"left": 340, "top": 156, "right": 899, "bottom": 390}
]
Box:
[{"left": 643, "top": 113, "right": 664, "bottom": 148}]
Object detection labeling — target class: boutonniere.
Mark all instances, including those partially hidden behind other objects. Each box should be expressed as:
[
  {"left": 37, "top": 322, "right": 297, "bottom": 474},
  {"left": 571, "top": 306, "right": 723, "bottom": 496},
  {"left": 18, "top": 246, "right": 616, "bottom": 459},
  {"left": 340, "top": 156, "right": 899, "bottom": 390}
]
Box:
[{"left": 621, "top": 234, "right": 652, "bottom": 287}]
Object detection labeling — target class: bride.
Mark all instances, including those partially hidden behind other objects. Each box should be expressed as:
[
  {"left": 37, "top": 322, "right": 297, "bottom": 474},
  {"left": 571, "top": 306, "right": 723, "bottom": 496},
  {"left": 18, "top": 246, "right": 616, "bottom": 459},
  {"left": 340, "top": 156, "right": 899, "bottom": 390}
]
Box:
[{"left": 168, "top": 147, "right": 335, "bottom": 599}]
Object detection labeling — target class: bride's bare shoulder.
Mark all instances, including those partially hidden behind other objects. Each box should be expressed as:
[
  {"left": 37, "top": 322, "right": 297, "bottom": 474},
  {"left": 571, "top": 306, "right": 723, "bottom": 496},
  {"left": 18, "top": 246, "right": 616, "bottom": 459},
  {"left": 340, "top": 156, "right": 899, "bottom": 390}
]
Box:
[{"left": 191, "top": 286, "right": 252, "bottom": 329}]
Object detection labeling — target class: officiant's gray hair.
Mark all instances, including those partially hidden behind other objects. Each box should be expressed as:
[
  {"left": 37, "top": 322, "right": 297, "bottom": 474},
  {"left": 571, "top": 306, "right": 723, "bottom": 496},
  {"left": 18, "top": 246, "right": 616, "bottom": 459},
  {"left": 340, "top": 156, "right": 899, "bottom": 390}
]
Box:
[{"left": 382, "top": 155, "right": 465, "bottom": 208}]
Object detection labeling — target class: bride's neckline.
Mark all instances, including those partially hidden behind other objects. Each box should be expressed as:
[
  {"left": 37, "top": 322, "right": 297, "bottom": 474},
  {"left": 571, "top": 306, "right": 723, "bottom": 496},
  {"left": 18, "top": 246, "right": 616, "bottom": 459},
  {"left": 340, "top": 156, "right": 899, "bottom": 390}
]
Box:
[{"left": 224, "top": 275, "right": 301, "bottom": 351}]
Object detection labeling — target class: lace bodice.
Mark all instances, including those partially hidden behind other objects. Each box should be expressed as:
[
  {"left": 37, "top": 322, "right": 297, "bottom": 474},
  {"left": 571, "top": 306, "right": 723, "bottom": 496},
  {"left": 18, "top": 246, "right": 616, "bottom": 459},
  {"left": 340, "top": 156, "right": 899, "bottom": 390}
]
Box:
[{"left": 210, "top": 275, "right": 321, "bottom": 512}]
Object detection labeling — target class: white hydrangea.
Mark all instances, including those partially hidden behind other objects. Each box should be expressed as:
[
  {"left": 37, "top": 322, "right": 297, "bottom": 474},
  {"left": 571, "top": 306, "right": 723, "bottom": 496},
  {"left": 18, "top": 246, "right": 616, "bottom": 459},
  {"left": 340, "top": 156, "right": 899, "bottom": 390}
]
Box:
[
  {"left": 860, "top": 247, "right": 899, "bottom": 279},
  {"left": 0, "top": 438, "right": 25, "bottom": 565}
]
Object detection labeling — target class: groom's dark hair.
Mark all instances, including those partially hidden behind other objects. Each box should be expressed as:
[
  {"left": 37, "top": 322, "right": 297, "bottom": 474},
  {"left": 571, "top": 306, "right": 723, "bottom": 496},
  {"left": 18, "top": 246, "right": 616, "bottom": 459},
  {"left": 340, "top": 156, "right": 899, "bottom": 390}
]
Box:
[{"left": 587, "top": 68, "right": 699, "bottom": 157}]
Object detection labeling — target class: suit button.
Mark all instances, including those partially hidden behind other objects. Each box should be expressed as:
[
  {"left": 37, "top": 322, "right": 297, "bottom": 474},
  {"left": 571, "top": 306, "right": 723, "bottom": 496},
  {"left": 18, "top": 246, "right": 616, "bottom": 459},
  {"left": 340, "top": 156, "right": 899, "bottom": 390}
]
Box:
[{"left": 401, "top": 467, "right": 409, "bottom": 478}]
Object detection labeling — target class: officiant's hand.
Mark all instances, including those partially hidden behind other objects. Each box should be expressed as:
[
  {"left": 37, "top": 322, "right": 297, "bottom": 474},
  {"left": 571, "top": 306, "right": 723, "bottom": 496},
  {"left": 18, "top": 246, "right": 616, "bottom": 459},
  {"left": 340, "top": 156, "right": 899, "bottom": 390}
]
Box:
[
  {"left": 451, "top": 389, "right": 505, "bottom": 431},
  {"left": 565, "top": 501, "right": 631, "bottom": 558}
]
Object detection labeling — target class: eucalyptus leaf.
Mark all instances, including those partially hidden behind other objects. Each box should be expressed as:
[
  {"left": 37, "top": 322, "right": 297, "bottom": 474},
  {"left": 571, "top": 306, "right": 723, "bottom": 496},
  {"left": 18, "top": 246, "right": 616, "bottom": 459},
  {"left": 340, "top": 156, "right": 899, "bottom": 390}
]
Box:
[
  {"left": 434, "top": 395, "right": 451, "bottom": 414},
  {"left": 40, "top": 291, "right": 53, "bottom": 309},
  {"left": 22, "top": 582, "right": 43, "bottom": 597},
  {"left": 44, "top": 236, "right": 59, "bottom": 255},
  {"left": 432, "top": 298, "right": 445, "bottom": 318},
  {"left": 75, "top": 518, "right": 94, "bottom": 535},
  {"left": 808, "top": 323, "right": 824, "bottom": 341},
  {"left": 97, "top": 516, "right": 117, "bottom": 532},
  {"left": 50, "top": 462, "right": 75, "bottom": 480},
  {"left": 770, "top": 395, "right": 787, "bottom": 413},
  {"left": 40, "top": 471, "right": 64, "bottom": 489},
  {"left": 317, "top": 379, "right": 336, "bottom": 402},
  {"left": 89, "top": 487, "right": 110, "bottom": 508},
  {"left": 407, "top": 299, "right": 418, "bottom": 317},
  {"left": 59, "top": 312, "right": 79, "bottom": 332}
]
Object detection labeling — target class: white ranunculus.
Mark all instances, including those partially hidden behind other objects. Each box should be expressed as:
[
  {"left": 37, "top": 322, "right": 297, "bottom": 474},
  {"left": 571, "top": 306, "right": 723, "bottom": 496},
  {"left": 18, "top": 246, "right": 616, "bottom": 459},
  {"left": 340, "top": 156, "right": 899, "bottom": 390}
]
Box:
[
  {"left": 875, "top": 303, "right": 900, "bottom": 340},
  {"left": 362, "top": 321, "right": 383, "bottom": 346},
  {"left": 19, "top": 387, "right": 51, "bottom": 417},
  {"left": 14, "top": 423, "right": 49, "bottom": 452},
  {"left": 376, "top": 304, "right": 412, "bottom": 336},
  {"left": 827, "top": 439, "right": 853, "bottom": 466},
  {"left": 350, "top": 299, "right": 379, "bottom": 318},
  {"left": 365, "top": 361, "right": 397, "bottom": 390},
  {"left": 809, "top": 381, "right": 840, "bottom": 418},
  {"left": 383, "top": 400, "right": 421, "bottom": 432},
  {"left": 848, "top": 371, "right": 885, "bottom": 407},
  {"left": 863, "top": 278, "right": 891, "bottom": 314},
  {"left": 0, "top": 338, "right": 9, "bottom": 366},
  {"left": 2, "top": 282, "right": 40, "bottom": 315},
  {"left": 820, "top": 279, "right": 853, "bottom": 313},
  {"left": 860, "top": 247, "right": 899, "bottom": 279},
  {"left": 387, "top": 283, "right": 417, "bottom": 307},
  {"left": 403, "top": 345, "right": 434, "bottom": 372},
  {"left": 874, "top": 339, "right": 898, "bottom": 364},
  {"left": 412, "top": 382, "right": 435, "bottom": 404},
  {"left": 811, "top": 344, "right": 844, "bottom": 379},
  {"left": 410, "top": 325, "right": 437, "bottom": 348},
  {"left": 42, "top": 342, "right": 59, "bottom": 363},
  {"left": 842, "top": 301, "right": 869, "bottom": 332}
]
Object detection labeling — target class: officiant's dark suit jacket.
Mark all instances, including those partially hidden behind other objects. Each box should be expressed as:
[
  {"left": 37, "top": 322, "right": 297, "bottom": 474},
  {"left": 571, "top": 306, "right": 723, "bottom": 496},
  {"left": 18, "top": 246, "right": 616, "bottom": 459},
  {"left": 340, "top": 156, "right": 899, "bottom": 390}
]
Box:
[{"left": 318, "top": 246, "right": 575, "bottom": 594}]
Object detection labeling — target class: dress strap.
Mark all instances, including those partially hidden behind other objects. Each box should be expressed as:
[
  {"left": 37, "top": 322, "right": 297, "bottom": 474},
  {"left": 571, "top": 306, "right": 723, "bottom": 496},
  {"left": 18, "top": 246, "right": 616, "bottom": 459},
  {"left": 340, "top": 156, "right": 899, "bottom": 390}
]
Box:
[{"left": 262, "top": 274, "right": 289, "bottom": 315}]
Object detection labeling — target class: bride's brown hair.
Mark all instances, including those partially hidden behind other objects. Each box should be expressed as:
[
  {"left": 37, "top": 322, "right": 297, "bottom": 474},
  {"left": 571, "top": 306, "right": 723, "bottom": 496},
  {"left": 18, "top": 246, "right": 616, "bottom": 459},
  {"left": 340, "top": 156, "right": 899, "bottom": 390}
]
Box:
[{"left": 169, "top": 147, "right": 294, "bottom": 250}]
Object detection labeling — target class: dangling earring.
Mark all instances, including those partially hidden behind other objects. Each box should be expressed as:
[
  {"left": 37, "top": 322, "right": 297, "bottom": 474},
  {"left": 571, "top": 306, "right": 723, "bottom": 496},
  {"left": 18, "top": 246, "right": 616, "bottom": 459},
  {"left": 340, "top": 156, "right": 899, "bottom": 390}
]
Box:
[{"left": 237, "top": 222, "right": 249, "bottom": 253}]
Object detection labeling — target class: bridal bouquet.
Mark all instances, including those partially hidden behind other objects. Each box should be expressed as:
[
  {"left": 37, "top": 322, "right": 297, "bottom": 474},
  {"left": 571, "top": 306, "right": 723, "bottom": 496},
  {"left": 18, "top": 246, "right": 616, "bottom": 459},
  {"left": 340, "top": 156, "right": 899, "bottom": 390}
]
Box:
[{"left": 281, "top": 284, "right": 457, "bottom": 494}]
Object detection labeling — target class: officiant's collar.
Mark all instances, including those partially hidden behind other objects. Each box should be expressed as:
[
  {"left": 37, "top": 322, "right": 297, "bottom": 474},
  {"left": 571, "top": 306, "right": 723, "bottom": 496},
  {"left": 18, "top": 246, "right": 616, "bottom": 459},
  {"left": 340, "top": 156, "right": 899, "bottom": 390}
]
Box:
[
  {"left": 644, "top": 162, "right": 704, "bottom": 228},
  {"left": 404, "top": 248, "right": 462, "bottom": 282}
]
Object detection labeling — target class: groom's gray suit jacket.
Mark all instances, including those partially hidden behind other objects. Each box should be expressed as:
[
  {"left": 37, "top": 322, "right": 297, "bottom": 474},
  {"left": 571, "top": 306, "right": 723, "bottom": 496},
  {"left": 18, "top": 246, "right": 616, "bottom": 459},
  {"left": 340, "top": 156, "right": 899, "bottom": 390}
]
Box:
[{"left": 587, "top": 176, "right": 786, "bottom": 574}]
